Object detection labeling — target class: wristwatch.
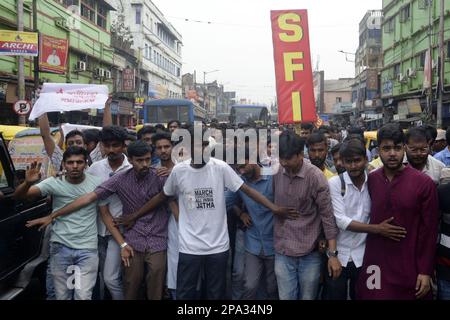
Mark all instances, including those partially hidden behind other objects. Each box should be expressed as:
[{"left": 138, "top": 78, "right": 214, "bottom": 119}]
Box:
[
  {"left": 326, "top": 249, "right": 338, "bottom": 258},
  {"left": 120, "top": 242, "right": 128, "bottom": 249}
]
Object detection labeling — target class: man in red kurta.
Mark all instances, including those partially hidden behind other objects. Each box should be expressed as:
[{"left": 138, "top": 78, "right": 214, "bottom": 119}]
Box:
[{"left": 357, "top": 124, "right": 438, "bottom": 300}]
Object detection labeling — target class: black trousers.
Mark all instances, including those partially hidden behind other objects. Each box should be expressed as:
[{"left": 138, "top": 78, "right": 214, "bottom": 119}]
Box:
[
  {"left": 323, "top": 261, "right": 360, "bottom": 300},
  {"left": 177, "top": 251, "right": 229, "bottom": 300}
]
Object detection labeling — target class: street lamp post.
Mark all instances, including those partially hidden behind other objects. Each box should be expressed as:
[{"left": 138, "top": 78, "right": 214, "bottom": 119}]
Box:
[{"left": 203, "top": 69, "right": 219, "bottom": 116}]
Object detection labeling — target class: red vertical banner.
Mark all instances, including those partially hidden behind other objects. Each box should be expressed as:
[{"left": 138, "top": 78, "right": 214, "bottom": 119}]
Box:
[{"left": 271, "top": 10, "right": 316, "bottom": 124}]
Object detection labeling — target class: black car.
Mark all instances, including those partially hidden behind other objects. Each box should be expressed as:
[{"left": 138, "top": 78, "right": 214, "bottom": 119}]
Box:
[{"left": 0, "top": 133, "right": 51, "bottom": 300}]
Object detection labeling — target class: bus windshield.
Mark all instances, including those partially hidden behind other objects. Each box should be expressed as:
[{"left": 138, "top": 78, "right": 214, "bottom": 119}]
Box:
[
  {"left": 231, "top": 106, "right": 268, "bottom": 125},
  {"left": 147, "top": 105, "right": 190, "bottom": 124}
]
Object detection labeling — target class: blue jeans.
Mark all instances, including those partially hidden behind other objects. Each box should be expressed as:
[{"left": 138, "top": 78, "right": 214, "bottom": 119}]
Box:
[
  {"left": 232, "top": 228, "right": 246, "bottom": 300},
  {"left": 98, "top": 235, "right": 124, "bottom": 300},
  {"left": 50, "top": 242, "right": 99, "bottom": 300},
  {"left": 438, "top": 278, "right": 450, "bottom": 300},
  {"left": 274, "top": 251, "right": 322, "bottom": 300}
]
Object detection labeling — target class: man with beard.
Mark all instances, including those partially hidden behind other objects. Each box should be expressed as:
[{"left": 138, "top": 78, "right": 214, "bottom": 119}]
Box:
[
  {"left": 330, "top": 143, "right": 345, "bottom": 174},
  {"left": 405, "top": 127, "right": 445, "bottom": 185},
  {"left": 325, "top": 139, "right": 406, "bottom": 300},
  {"left": 113, "top": 126, "right": 297, "bottom": 300},
  {"left": 307, "top": 132, "right": 336, "bottom": 179},
  {"left": 273, "top": 131, "right": 340, "bottom": 300},
  {"left": 228, "top": 147, "right": 278, "bottom": 300},
  {"left": 151, "top": 132, "right": 179, "bottom": 299},
  {"left": 86, "top": 126, "right": 132, "bottom": 300},
  {"left": 36, "top": 141, "right": 171, "bottom": 300},
  {"left": 356, "top": 124, "right": 439, "bottom": 300},
  {"left": 18, "top": 147, "right": 101, "bottom": 299}
]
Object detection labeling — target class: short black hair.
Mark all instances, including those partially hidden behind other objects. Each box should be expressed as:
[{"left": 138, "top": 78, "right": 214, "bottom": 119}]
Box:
[
  {"left": 339, "top": 139, "right": 366, "bottom": 159},
  {"left": 406, "top": 127, "right": 428, "bottom": 144},
  {"left": 126, "top": 134, "right": 137, "bottom": 142},
  {"left": 279, "top": 131, "right": 305, "bottom": 159},
  {"left": 318, "top": 125, "right": 330, "bottom": 134},
  {"left": 167, "top": 120, "right": 181, "bottom": 128},
  {"left": 345, "top": 134, "right": 365, "bottom": 145},
  {"left": 152, "top": 132, "right": 173, "bottom": 145},
  {"left": 301, "top": 123, "right": 314, "bottom": 131},
  {"left": 330, "top": 143, "right": 342, "bottom": 156},
  {"left": 377, "top": 123, "right": 405, "bottom": 145},
  {"left": 307, "top": 132, "right": 327, "bottom": 147},
  {"left": 65, "top": 130, "right": 85, "bottom": 143},
  {"left": 347, "top": 126, "right": 364, "bottom": 138},
  {"left": 446, "top": 128, "right": 450, "bottom": 145},
  {"left": 127, "top": 140, "right": 152, "bottom": 158},
  {"left": 83, "top": 129, "right": 101, "bottom": 144},
  {"left": 63, "top": 146, "right": 89, "bottom": 162},
  {"left": 137, "top": 126, "right": 156, "bottom": 140},
  {"left": 100, "top": 126, "right": 128, "bottom": 144},
  {"left": 422, "top": 124, "right": 437, "bottom": 143},
  {"left": 155, "top": 123, "right": 166, "bottom": 130}
]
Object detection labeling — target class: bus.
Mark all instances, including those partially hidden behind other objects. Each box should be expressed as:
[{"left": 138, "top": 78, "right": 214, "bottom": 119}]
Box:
[
  {"left": 143, "top": 99, "right": 208, "bottom": 126},
  {"left": 229, "top": 105, "right": 270, "bottom": 125}
]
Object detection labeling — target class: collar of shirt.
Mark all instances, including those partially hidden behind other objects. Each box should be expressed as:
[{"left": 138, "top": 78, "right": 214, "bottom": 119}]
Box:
[
  {"left": 443, "top": 147, "right": 450, "bottom": 158},
  {"left": 131, "top": 167, "right": 156, "bottom": 183},
  {"left": 104, "top": 155, "right": 131, "bottom": 175},
  {"left": 403, "top": 154, "right": 436, "bottom": 172},
  {"left": 282, "top": 161, "right": 307, "bottom": 179},
  {"left": 343, "top": 171, "right": 368, "bottom": 190},
  {"left": 381, "top": 164, "right": 410, "bottom": 180}
]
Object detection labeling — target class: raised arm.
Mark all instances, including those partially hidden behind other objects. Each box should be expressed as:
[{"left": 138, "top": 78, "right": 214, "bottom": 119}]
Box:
[
  {"left": 14, "top": 162, "right": 44, "bottom": 201},
  {"left": 38, "top": 114, "right": 56, "bottom": 157}
]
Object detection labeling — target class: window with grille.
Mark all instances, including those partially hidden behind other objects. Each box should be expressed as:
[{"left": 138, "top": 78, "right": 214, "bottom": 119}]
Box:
[
  {"left": 399, "top": 5, "right": 410, "bottom": 23},
  {"left": 81, "top": 0, "right": 95, "bottom": 22},
  {"left": 384, "top": 17, "right": 395, "bottom": 33}
]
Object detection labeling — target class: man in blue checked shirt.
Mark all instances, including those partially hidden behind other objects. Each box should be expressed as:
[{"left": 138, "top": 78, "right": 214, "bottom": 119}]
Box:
[{"left": 226, "top": 146, "right": 278, "bottom": 300}]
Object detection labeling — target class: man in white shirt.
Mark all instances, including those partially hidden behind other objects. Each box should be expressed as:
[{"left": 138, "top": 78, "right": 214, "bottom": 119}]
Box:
[
  {"left": 86, "top": 126, "right": 132, "bottom": 300},
  {"left": 405, "top": 127, "right": 445, "bottom": 185},
  {"left": 46, "top": 48, "right": 61, "bottom": 66},
  {"left": 117, "top": 126, "right": 298, "bottom": 300},
  {"left": 326, "top": 138, "right": 407, "bottom": 300}
]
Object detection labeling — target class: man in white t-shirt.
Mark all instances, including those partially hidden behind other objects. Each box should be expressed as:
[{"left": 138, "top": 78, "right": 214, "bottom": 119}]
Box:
[{"left": 117, "top": 126, "right": 298, "bottom": 300}]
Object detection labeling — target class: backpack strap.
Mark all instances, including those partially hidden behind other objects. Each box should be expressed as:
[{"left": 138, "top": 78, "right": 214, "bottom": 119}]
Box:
[{"left": 339, "top": 173, "right": 346, "bottom": 197}]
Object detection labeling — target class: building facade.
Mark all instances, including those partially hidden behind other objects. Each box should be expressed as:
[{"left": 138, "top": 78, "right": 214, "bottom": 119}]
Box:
[
  {"left": 0, "top": 0, "right": 116, "bottom": 124},
  {"left": 381, "top": 0, "right": 450, "bottom": 125},
  {"left": 353, "top": 10, "right": 383, "bottom": 116},
  {"left": 108, "top": 0, "right": 182, "bottom": 103}
]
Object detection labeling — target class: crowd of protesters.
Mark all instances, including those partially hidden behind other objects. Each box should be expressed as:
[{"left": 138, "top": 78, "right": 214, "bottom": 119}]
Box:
[{"left": 14, "top": 107, "right": 450, "bottom": 300}]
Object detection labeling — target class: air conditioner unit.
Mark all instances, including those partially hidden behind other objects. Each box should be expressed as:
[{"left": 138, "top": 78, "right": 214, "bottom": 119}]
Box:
[
  {"left": 103, "top": 70, "right": 112, "bottom": 79},
  {"left": 95, "top": 68, "right": 104, "bottom": 78},
  {"left": 406, "top": 68, "right": 416, "bottom": 78},
  {"left": 76, "top": 61, "right": 86, "bottom": 71}
]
